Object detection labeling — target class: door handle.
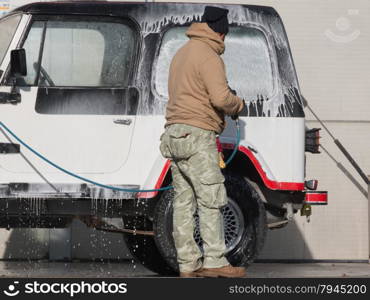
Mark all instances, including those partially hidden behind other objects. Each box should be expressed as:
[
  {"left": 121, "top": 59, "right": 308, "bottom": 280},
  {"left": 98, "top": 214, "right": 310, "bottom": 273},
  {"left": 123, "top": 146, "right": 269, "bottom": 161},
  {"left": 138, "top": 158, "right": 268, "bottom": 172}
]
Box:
[{"left": 113, "top": 118, "right": 132, "bottom": 125}]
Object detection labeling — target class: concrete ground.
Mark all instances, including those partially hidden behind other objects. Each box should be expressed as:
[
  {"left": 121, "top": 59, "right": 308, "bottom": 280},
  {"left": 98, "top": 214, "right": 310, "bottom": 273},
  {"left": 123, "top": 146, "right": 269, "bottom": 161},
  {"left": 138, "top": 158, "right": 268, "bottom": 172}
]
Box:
[{"left": 0, "top": 261, "right": 369, "bottom": 278}]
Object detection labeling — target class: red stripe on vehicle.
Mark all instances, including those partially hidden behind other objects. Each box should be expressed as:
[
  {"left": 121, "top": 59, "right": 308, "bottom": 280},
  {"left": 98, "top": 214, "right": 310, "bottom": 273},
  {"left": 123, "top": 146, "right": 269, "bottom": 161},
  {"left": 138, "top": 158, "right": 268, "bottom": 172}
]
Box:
[
  {"left": 143, "top": 143, "right": 306, "bottom": 199},
  {"left": 236, "top": 145, "right": 305, "bottom": 191},
  {"left": 137, "top": 159, "right": 171, "bottom": 198}
]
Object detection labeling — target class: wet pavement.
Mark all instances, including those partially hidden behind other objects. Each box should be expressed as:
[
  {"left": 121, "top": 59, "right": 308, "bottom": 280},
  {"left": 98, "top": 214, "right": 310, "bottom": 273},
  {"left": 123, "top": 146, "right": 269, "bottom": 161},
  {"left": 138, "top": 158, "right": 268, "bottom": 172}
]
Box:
[{"left": 0, "top": 261, "right": 369, "bottom": 278}]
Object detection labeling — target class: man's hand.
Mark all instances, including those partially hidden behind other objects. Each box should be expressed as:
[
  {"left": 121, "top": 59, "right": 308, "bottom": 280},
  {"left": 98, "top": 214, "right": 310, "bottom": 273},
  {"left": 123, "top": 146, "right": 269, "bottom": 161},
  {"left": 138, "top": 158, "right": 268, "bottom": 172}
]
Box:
[
  {"left": 231, "top": 99, "right": 245, "bottom": 120},
  {"left": 229, "top": 86, "right": 239, "bottom": 120}
]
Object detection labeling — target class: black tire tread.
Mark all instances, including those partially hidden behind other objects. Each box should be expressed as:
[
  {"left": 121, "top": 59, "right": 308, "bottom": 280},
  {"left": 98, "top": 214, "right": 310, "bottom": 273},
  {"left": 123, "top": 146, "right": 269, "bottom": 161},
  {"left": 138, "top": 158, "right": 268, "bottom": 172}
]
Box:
[{"left": 122, "top": 216, "right": 177, "bottom": 275}]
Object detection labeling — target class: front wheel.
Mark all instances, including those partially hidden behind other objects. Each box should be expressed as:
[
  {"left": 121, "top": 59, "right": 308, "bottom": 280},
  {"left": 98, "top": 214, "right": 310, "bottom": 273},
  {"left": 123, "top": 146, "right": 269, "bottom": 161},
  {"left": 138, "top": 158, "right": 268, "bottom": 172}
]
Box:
[{"left": 153, "top": 171, "right": 268, "bottom": 273}]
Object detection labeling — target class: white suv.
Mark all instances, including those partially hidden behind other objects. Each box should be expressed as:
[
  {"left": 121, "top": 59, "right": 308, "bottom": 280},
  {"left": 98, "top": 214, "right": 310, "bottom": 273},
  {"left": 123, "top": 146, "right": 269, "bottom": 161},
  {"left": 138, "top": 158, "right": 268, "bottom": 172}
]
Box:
[{"left": 0, "top": 2, "right": 327, "bottom": 275}]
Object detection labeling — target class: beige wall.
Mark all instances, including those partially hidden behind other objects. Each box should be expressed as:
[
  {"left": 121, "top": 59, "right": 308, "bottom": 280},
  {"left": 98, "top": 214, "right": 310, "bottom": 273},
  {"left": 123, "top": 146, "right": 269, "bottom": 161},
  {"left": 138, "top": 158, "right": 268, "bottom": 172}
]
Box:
[
  {"left": 1, "top": 0, "right": 369, "bottom": 261},
  {"left": 158, "top": 0, "right": 370, "bottom": 261}
]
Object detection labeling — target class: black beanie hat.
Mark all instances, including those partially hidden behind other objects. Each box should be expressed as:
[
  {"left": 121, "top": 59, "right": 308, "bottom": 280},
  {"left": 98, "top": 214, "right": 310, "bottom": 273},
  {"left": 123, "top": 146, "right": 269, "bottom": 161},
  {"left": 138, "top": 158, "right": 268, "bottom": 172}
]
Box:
[{"left": 201, "top": 6, "right": 229, "bottom": 35}]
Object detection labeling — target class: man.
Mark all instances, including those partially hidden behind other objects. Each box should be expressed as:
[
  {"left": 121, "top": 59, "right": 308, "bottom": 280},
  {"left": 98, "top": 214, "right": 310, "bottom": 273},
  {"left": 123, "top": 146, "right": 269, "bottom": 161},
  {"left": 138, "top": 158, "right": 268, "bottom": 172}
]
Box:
[{"left": 159, "top": 6, "right": 246, "bottom": 278}]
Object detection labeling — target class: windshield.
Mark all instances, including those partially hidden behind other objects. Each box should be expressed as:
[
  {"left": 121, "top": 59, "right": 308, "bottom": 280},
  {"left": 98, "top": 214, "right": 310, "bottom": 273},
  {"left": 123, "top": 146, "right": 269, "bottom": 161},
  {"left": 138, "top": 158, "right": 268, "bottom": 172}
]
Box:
[{"left": 0, "top": 14, "right": 22, "bottom": 66}]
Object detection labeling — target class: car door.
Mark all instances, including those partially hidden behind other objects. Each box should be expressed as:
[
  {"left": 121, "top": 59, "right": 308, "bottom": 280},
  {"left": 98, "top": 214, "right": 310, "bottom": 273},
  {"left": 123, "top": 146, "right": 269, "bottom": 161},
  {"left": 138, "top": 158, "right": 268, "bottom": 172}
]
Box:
[{"left": 0, "top": 15, "right": 139, "bottom": 176}]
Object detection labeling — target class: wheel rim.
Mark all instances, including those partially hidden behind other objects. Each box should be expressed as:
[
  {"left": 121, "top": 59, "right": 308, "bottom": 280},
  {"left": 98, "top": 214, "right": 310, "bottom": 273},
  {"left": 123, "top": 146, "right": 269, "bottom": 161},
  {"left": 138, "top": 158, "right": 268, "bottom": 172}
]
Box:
[{"left": 193, "top": 197, "right": 245, "bottom": 252}]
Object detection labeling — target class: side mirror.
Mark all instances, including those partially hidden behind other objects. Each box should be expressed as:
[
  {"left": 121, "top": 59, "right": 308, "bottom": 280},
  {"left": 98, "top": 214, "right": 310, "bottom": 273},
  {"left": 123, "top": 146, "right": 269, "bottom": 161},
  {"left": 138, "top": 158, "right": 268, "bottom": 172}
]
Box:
[
  {"left": 10, "top": 48, "right": 27, "bottom": 78},
  {"left": 0, "top": 49, "right": 26, "bottom": 105}
]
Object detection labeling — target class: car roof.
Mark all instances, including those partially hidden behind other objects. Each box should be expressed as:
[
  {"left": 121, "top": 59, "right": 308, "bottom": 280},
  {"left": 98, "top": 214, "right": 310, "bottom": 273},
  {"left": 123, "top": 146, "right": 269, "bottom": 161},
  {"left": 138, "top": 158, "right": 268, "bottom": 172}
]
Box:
[{"left": 12, "top": 1, "right": 278, "bottom": 18}]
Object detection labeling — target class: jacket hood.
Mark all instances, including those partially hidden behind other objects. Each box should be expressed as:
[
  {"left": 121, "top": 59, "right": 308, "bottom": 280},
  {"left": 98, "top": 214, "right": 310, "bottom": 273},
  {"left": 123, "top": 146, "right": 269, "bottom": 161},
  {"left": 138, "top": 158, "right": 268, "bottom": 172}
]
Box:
[{"left": 186, "top": 22, "right": 225, "bottom": 55}]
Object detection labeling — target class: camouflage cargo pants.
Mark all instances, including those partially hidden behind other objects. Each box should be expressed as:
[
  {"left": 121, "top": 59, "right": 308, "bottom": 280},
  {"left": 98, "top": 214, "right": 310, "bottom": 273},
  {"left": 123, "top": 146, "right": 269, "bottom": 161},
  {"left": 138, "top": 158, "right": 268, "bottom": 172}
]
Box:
[{"left": 159, "top": 123, "right": 229, "bottom": 273}]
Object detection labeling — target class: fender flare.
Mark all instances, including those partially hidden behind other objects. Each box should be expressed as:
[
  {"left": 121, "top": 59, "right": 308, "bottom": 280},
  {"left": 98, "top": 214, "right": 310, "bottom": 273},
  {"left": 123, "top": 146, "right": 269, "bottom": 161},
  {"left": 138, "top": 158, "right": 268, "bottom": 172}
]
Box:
[
  {"left": 236, "top": 145, "right": 304, "bottom": 191},
  {"left": 140, "top": 145, "right": 304, "bottom": 199}
]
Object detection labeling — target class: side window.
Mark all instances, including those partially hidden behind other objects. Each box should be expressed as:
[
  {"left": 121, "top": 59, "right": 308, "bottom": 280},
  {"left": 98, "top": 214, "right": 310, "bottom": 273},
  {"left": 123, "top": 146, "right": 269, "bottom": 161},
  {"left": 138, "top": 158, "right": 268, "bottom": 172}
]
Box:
[
  {"left": 18, "top": 17, "right": 139, "bottom": 115},
  {"left": 22, "top": 19, "right": 136, "bottom": 87},
  {"left": 223, "top": 27, "right": 274, "bottom": 101},
  {"left": 0, "top": 14, "right": 22, "bottom": 65},
  {"left": 22, "top": 21, "right": 43, "bottom": 85},
  {"left": 154, "top": 26, "right": 274, "bottom": 101}
]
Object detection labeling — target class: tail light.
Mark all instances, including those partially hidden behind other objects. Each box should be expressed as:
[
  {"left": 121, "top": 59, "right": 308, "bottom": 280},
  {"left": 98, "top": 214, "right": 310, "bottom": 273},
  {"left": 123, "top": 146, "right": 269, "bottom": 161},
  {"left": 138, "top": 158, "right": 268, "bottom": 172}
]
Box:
[
  {"left": 305, "top": 128, "right": 321, "bottom": 153},
  {"left": 305, "top": 179, "right": 318, "bottom": 190}
]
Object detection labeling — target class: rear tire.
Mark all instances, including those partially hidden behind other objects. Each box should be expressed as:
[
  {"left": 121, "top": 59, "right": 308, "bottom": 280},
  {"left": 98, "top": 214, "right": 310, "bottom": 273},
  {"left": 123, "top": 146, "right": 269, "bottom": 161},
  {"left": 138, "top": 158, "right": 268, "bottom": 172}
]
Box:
[
  {"left": 122, "top": 216, "right": 176, "bottom": 276},
  {"left": 153, "top": 171, "right": 267, "bottom": 273}
]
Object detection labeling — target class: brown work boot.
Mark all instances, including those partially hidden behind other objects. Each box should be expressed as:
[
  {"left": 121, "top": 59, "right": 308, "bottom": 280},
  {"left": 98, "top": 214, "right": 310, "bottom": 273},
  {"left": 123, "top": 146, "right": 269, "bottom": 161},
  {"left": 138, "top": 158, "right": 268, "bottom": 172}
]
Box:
[
  {"left": 179, "top": 268, "right": 204, "bottom": 278},
  {"left": 197, "top": 264, "right": 246, "bottom": 278}
]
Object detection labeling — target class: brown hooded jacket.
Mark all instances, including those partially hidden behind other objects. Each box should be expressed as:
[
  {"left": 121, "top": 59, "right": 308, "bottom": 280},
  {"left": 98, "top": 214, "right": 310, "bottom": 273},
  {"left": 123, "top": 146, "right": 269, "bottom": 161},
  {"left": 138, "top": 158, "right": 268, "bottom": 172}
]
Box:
[{"left": 164, "top": 22, "right": 245, "bottom": 134}]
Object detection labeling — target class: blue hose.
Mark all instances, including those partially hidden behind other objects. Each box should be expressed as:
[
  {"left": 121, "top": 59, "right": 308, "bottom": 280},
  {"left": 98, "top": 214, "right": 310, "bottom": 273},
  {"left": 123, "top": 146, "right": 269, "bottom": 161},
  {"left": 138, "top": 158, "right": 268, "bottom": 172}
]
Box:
[{"left": 0, "top": 120, "right": 240, "bottom": 193}]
